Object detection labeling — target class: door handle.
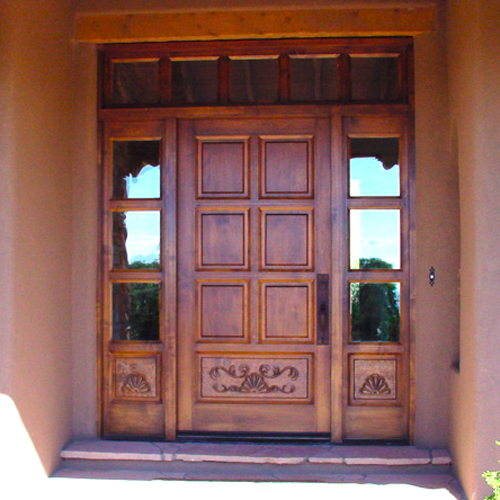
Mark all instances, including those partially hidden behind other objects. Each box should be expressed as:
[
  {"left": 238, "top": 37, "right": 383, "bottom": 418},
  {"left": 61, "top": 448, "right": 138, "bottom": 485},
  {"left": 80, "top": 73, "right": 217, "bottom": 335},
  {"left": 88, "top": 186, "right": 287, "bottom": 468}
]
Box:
[{"left": 317, "top": 274, "right": 330, "bottom": 345}]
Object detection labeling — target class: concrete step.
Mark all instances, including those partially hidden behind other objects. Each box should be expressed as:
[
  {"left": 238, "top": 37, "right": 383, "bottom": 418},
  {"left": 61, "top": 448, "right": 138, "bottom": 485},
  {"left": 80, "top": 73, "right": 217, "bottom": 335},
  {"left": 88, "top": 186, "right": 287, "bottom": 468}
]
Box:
[{"left": 54, "top": 439, "right": 464, "bottom": 498}]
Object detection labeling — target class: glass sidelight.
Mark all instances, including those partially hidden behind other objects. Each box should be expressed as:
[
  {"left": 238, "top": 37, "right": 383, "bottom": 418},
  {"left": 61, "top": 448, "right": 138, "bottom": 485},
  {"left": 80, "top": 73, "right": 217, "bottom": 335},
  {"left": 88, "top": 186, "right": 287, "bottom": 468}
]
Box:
[
  {"left": 112, "top": 211, "right": 161, "bottom": 270},
  {"left": 343, "top": 115, "right": 410, "bottom": 440},
  {"left": 349, "top": 209, "right": 401, "bottom": 270},
  {"left": 112, "top": 140, "right": 161, "bottom": 199},
  {"left": 112, "top": 283, "right": 160, "bottom": 341},
  {"left": 349, "top": 138, "right": 400, "bottom": 197},
  {"left": 350, "top": 281, "right": 401, "bottom": 342}
]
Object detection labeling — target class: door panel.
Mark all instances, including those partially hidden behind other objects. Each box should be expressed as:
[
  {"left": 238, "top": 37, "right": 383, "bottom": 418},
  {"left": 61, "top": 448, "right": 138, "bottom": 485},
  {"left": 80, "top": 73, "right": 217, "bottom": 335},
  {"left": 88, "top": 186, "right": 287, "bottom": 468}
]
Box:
[{"left": 177, "top": 118, "right": 331, "bottom": 434}]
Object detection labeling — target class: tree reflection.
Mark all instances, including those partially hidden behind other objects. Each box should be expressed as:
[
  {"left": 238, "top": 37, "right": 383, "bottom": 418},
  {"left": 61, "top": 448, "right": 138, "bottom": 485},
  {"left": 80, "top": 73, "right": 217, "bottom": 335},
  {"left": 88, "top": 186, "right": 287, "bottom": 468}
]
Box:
[
  {"left": 350, "top": 258, "right": 400, "bottom": 342},
  {"left": 112, "top": 260, "right": 160, "bottom": 341}
]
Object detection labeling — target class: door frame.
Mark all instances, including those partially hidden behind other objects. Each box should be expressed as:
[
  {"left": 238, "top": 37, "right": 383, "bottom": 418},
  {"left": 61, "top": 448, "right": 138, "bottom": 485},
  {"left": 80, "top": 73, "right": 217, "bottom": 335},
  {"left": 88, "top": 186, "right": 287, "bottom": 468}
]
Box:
[{"left": 98, "top": 103, "right": 414, "bottom": 442}]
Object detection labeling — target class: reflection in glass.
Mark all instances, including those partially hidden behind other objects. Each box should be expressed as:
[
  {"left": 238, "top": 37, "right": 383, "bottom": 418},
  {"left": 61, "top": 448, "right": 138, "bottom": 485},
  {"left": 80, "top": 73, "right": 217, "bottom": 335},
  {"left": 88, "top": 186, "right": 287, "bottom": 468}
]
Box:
[
  {"left": 231, "top": 58, "right": 278, "bottom": 102},
  {"left": 112, "top": 283, "right": 160, "bottom": 341},
  {"left": 350, "top": 282, "right": 400, "bottom": 342},
  {"left": 113, "top": 211, "right": 160, "bottom": 270},
  {"left": 172, "top": 59, "right": 218, "bottom": 104},
  {"left": 351, "top": 56, "right": 399, "bottom": 101},
  {"left": 290, "top": 57, "right": 338, "bottom": 102},
  {"left": 112, "top": 61, "right": 159, "bottom": 105},
  {"left": 350, "top": 209, "right": 400, "bottom": 269},
  {"left": 349, "top": 138, "right": 400, "bottom": 197},
  {"left": 112, "top": 141, "right": 160, "bottom": 199}
]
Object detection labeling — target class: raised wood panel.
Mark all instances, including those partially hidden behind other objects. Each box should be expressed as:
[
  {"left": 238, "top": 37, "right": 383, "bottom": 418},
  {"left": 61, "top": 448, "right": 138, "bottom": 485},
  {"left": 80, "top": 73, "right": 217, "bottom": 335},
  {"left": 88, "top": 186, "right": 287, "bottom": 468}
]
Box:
[
  {"left": 196, "top": 280, "right": 249, "bottom": 342},
  {"left": 259, "top": 136, "right": 313, "bottom": 198},
  {"left": 196, "top": 208, "right": 250, "bottom": 270},
  {"left": 260, "top": 280, "right": 314, "bottom": 343},
  {"left": 105, "top": 402, "right": 165, "bottom": 438},
  {"left": 196, "top": 137, "right": 250, "bottom": 199},
  {"left": 260, "top": 208, "right": 314, "bottom": 270},
  {"left": 344, "top": 406, "right": 407, "bottom": 440},
  {"left": 198, "top": 355, "right": 312, "bottom": 402},
  {"left": 112, "top": 354, "right": 161, "bottom": 403},
  {"left": 349, "top": 354, "right": 400, "bottom": 405}
]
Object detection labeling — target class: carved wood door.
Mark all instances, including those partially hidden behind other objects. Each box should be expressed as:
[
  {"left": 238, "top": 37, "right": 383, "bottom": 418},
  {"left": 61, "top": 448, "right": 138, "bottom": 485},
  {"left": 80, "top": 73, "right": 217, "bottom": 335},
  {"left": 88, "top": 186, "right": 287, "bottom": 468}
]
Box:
[{"left": 177, "top": 117, "right": 332, "bottom": 434}]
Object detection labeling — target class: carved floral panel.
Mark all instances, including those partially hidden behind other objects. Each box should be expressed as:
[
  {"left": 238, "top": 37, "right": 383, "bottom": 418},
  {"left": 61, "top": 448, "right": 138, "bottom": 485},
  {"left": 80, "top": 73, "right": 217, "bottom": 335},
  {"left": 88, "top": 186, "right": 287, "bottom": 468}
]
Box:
[
  {"left": 199, "top": 356, "right": 311, "bottom": 402},
  {"left": 113, "top": 355, "right": 159, "bottom": 401},
  {"left": 351, "top": 356, "right": 398, "bottom": 404}
]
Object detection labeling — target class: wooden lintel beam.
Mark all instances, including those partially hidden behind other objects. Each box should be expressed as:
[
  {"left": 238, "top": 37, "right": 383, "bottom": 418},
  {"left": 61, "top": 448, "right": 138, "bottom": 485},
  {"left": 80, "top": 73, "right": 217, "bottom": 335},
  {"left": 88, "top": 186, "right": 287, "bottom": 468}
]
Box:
[{"left": 76, "top": 7, "right": 436, "bottom": 43}]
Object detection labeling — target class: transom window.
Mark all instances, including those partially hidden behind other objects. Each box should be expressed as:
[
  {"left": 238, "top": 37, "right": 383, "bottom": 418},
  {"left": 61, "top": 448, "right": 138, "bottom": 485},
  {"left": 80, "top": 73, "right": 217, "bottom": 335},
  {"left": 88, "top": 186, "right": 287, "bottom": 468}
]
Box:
[{"left": 100, "top": 38, "right": 412, "bottom": 107}]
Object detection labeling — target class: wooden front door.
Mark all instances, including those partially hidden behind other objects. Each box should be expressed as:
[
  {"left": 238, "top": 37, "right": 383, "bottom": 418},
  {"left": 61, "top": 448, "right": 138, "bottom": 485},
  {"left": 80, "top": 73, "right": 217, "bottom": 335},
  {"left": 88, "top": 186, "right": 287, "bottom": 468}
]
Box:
[
  {"left": 177, "top": 117, "right": 332, "bottom": 434},
  {"left": 100, "top": 39, "right": 414, "bottom": 442}
]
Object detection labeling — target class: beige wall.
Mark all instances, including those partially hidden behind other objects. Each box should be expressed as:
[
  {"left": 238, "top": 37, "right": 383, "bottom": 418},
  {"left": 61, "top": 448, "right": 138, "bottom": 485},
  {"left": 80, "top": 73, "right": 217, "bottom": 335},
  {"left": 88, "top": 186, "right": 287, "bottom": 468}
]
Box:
[
  {"left": 0, "top": 0, "right": 76, "bottom": 476},
  {"left": 447, "top": 0, "right": 500, "bottom": 499},
  {"left": 413, "top": 0, "right": 460, "bottom": 449},
  {"left": 71, "top": 44, "right": 99, "bottom": 439},
  {"left": 2, "top": 0, "right": 485, "bottom": 491}
]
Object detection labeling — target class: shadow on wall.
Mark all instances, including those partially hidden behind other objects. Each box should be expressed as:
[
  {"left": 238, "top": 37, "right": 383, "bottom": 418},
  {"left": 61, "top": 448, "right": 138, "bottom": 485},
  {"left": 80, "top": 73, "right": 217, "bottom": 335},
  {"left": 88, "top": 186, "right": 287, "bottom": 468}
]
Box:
[{"left": 0, "top": 394, "right": 46, "bottom": 483}]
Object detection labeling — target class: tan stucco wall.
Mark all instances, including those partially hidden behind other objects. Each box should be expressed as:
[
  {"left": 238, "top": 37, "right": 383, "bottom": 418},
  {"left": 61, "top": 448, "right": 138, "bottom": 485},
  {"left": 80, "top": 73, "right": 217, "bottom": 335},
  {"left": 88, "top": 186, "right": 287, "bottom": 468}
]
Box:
[
  {"left": 447, "top": 1, "right": 500, "bottom": 499},
  {"left": 71, "top": 44, "right": 99, "bottom": 439},
  {"left": 0, "top": 0, "right": 76, "bottom": 476},
  {"left": 0, "top": 0, "right": 472, "bottom": 485},
  {"left": 413, "top": 0, "right": 460, "bottom": 449}
]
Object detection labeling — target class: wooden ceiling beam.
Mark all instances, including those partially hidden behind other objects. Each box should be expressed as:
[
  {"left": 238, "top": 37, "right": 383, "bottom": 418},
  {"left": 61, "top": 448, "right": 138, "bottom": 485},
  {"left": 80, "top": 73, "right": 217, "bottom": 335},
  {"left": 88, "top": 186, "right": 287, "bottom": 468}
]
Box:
[{"left": 76, "top": 6, "right": 436, "bottom": 43}]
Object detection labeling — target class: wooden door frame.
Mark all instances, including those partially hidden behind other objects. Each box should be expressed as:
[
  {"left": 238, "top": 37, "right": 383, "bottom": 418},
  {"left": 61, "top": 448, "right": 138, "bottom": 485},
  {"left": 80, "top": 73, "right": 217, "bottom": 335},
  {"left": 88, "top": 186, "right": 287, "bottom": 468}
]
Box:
[{"left": 97, "top": 102, "right": 414, "bottom": 442}]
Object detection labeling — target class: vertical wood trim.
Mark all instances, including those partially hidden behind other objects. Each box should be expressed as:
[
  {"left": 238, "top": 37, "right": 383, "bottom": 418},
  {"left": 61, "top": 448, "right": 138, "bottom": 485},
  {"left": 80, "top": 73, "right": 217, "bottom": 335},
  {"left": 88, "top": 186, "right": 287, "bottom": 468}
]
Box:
[
  {"left": 279, "top": 55, "right": 290, "bottom": 104},
  {"left": 96, "top": 119, "right": 105, "bottom": 436},
  {"left": 218, "top": 56, "right": 230, "bottom": 104},
  {"left": 159, "top": 58, "right": 172, "bottom": 105},
  {"left": 338, "top": 54, "right": 350, "bottom": 103},
  {"left": 101, "top": 123, "right": 112, "bottom": 436},
  {"left": 407, "top": 96, "right": 416, "bottom": 444},
  {"left": 104, "top": 55, "right": 114, "bottom": 108},
  {"left": 330, "top": 110, "right": 344, "bottom": 442},
  {"left": 407, "top": 42, "right": 416, "bottom": 441},
  {"left": 164, "top": 117, "right": 178, "bottom": 440}
]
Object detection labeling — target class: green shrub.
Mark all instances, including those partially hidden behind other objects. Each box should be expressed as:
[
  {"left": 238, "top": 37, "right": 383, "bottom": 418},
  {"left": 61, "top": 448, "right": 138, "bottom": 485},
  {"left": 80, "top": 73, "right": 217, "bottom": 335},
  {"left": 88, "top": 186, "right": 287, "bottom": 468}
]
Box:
[{"left": 484, "top": 442, "right": 500, "bottom": 500}]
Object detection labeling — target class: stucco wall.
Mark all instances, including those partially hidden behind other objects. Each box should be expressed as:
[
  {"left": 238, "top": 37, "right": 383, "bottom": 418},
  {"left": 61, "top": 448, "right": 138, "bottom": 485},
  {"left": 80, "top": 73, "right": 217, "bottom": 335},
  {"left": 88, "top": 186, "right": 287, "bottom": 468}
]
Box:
[
  {"left": 413, "top": 0, "right": 460, "bottom": 449},
  {"left": 0, "top": 0, "right": 467, "bottom": 482},
  {"left": 0, "top": 0, "right": 75, "bottom": 476},
  {"left": 71, "top": 44, "right": 99, "bottom": 439},
  {"left": 447, "top": 1, "right": 500, "bottom": 499}
]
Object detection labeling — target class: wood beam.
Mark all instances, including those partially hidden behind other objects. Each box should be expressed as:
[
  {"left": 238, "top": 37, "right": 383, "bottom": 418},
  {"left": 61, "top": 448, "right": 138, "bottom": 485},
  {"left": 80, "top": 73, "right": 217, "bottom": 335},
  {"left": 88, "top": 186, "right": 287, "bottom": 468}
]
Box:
[{"left": 76, "top": 7, "right": 435, "bottom": 43}]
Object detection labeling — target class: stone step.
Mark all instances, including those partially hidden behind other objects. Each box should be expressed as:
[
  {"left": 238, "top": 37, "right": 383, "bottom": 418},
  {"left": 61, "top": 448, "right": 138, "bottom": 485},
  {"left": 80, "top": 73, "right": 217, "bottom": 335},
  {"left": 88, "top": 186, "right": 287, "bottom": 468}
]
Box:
[
  {"left": 55, "top": 441, "right": 463, "bottom": 498},
  {"left": 58, "top": 440, "right": 451, "bottom": 473}
]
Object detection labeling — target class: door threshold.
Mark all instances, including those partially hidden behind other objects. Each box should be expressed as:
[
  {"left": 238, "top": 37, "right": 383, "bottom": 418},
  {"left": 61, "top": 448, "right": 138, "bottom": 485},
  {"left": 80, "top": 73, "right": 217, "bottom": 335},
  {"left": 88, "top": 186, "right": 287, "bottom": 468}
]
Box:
[{"left": 176, "top": 432, "right": 331, "bottom": 444}]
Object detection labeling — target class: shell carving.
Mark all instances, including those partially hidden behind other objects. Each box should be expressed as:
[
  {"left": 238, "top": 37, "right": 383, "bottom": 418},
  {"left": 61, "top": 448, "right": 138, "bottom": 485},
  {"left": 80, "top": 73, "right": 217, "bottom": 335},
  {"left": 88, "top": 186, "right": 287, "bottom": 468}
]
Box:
[
  {"left": 359, "top": 373, "right": 391, "bottom": 396},
  {"left": 121, "top": 372, "right": 151, "bottom": 394},
  {"left": 210, "top": 364, "right": 298, "bottom": 394}
]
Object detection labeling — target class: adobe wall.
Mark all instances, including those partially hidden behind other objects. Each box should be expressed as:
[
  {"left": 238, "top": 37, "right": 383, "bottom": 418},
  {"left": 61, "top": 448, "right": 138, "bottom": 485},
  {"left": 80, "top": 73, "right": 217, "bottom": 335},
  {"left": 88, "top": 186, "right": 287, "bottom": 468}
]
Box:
[
  {"left": 0, "top": 0, "right": 75, "bottom": 477},
  {"left": 447, "top": 0, "right": 500, "bottom": 499},
  {"left": 0, "top": 0, "right": 465, "bottom": 480}
]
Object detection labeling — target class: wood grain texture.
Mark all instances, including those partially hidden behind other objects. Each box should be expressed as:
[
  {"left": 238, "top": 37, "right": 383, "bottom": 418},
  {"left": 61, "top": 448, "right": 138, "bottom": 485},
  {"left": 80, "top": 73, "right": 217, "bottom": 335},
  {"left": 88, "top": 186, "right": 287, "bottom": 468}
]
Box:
[
  {"left": 78, "top": 7, "right": 435, "bottom": 43},
  {"left": 177, "top": 117, "right": 331, "bottom": 434}
]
